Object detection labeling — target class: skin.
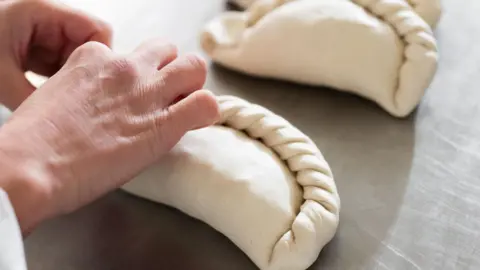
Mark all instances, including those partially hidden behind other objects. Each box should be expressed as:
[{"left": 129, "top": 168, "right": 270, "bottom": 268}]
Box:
[{"left": 0, "top": 0, "right": 220, "bottom": 235}]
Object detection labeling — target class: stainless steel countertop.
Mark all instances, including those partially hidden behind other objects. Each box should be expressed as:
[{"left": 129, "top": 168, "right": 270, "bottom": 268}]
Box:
[{"left": 6, "top": 0, "right": 480, "bottom": 269}]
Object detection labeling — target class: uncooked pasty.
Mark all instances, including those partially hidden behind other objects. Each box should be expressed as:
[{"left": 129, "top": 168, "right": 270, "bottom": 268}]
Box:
[
  {"left": 122, "top": 95, "right": 340, "bottom": 270},
  {"left": 230, "top": 0, "right": 442, "bottom": 27},
  {"left": 201, "top": 0, "right": 440, "bottom": 117}
]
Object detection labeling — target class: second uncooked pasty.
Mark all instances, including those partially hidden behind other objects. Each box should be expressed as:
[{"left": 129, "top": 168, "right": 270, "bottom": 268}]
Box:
[
  {"left": 201, "top": 0, "right": 440, "bottom": 117},
  {"left": 122, "top": 95, "right": 340, "bottom": 270},
  {"left": 229, "top": 0, "right": 442, "bottom": 27}
]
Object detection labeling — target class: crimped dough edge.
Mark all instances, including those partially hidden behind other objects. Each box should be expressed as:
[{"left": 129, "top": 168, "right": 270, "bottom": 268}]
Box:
[
  {"left": 201, "top": 0, "right": 439, "bottom": 117},
  {"left": 216, "top": 95, "right": 341, "bottom": 270},
  {"left": 230, "top": 0, "right": 442, "bottom": 27}
]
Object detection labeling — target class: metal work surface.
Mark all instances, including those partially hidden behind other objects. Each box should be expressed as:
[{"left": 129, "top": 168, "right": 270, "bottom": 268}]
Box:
[{"left": 2, "top": 0, "right": 479, "bottom": 269}]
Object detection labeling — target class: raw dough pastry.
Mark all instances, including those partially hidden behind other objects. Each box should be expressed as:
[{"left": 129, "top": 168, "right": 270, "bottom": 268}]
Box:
[
  {"left": 230, "top": 0, "right": 442, "bottom": 27},
  {"left": 122, "top": 95, "right": 340, "bottom": 270},
  {"left": 201, "top": 0, "right": 440, "bottom": 117}
]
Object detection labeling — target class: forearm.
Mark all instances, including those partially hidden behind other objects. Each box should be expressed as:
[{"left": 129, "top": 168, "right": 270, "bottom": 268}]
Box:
[{"left": 0, "top": 68, "right": 31, "bottom": 111}]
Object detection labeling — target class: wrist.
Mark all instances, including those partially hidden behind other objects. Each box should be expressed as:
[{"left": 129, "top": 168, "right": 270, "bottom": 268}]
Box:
[{"left": 0, "top": 136, "right": 54, "bottom": 235}]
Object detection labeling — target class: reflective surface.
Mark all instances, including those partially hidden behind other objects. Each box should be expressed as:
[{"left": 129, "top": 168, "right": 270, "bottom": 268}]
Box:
[{"left": 3, "top": 0, "right": 479, "bottom": 269}]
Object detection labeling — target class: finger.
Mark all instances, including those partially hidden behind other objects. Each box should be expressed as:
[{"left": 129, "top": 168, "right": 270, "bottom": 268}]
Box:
[
  {"left": 60, "top": 42, "right": 81, "bottom": 68},
  {"left": 86, "top": 18, "right": 114, "bottom": 47},
  {"left": 158, "top": 90, "right": 220, "bottom": 144},
  {"left": 1, "top": 68, "right": 36, "bottom": 111},
  {"left": 131, "top": 39, "right": 178, "bottom": 70},
  {"left": 51, "top": 1, "right": 113, "bottom": 45},
  {"left": 39, "top": 1, "right": 114, "bottom": 66},
  {"left": 60, "top": 19, "right": 114, "bottom": 66},
  {"left": 25, "top": 47, "right": 60, "bottom": 77},
  {"left": 23, "top": 0, "right": 113, "bottom": 53},
  {"left": 152, "top": 53, "right": 208, "bottom": 107}
]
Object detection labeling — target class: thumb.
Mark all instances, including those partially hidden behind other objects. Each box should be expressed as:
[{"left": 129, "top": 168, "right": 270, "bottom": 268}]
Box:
[{"left": 1, "top": 69, "right": 37, "bottom": 111}]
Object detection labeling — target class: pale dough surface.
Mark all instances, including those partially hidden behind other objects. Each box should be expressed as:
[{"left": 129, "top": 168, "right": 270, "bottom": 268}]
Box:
[
  {"left": 122, "top": 95, "right": 340, "bottom": 270},
  {"left": 230, "top": 0, "right": 442, "bottom": 27},
  {"left": 202, "top": 0, "right": 440, "bottom": 117}
]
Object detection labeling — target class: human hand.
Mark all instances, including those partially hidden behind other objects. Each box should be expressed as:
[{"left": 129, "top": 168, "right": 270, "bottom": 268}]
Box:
[
  {"left": 0, "top": 39, "right": 219, "bottom": 234},
  {"left": 0, "top": 0, "right": 112, "bottom": 111}
]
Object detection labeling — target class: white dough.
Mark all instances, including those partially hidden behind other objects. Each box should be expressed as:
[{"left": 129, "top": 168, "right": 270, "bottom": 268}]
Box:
[
  {"left": 201, "top": 0, "right": 440, "bottom": 117},
  {"left": 230, "top": 0, "right": 442, "bottom": 27},
  {"left": 405, "top": 0, "right": 442, "bottom": 27},
  {"left": 122, "top": 95, "right": 340, "bottom": 270}
]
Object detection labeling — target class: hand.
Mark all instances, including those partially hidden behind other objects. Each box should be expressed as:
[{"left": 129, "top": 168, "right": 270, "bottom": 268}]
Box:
[
  {"left": 0, "top": 0, "right": 112, "bottom": 111},
  {"left": 0, "top": 39, "right": 220, "bottom": 234}
]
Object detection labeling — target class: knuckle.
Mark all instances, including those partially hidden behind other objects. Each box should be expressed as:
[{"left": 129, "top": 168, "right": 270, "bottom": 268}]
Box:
[
  {"left": 155, "top": 109, "right": 181, "bottom": 147},
  {"left": 108, "top": 57, "right": 140, "bottom": 79},
  {"left": 78, "top": 41, "right": 109, "bottom": 54},
  {"left": 69, "top": 41, "right": 109, "bottom": 62}
]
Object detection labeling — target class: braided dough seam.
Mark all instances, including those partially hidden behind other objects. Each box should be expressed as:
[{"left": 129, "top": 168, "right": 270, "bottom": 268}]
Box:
[
  {"left": 354, "top": 0, "right": 438, "bottom": 116},
  {"left": 405, "top": 0, "right": 442, "bottom": 27},
  {"left": 202, "top": 0, "right": 438, "bottom": 117},
  {"left": 216, "top": 95, "right": 340, "bottom": 269},
  {"left": 231, "top": 0, "right": 441, "bottom": 28}
]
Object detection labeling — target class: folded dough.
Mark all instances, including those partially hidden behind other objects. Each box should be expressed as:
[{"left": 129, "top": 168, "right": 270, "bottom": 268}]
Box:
[
  {"left": 122, "top": 95, "right": 340, "bottom": 270},
  {"left": 230, "top": 0, "right": 442, "bottom": 27},
  {"left": 201, "top": 0, "right": 440, "bottom": 117}
]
